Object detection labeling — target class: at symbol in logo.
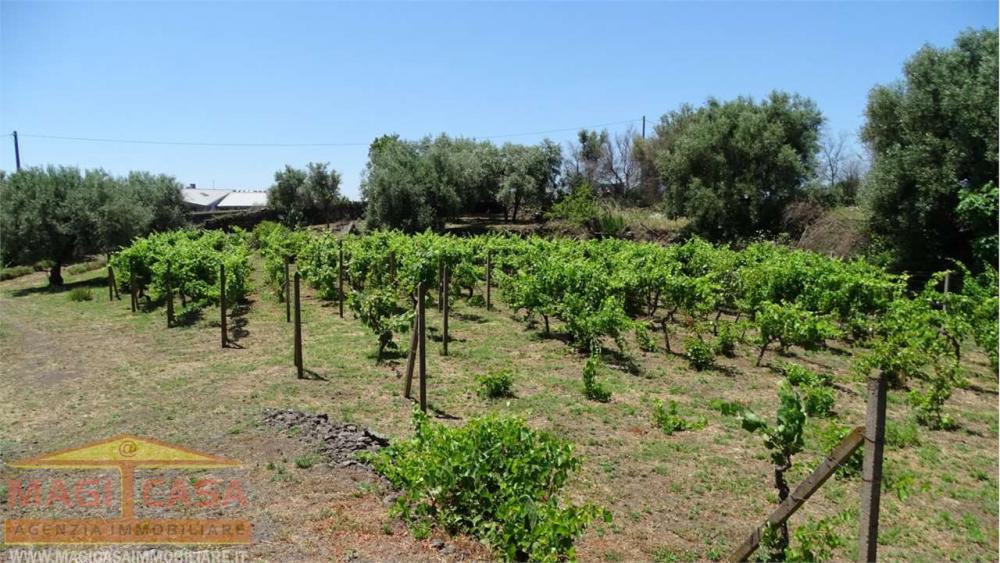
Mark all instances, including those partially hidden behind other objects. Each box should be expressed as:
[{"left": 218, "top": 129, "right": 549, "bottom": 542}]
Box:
[{"left": 118, "top": 440, "right": 139, "bottom": 457}]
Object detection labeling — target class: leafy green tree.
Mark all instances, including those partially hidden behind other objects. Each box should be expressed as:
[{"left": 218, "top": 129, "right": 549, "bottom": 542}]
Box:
[
  {"left": 498, "top": 140, "right": 561, "bottom": 221},
  {"left": 362, "top": 134, "right": 559, "bottom": 229},
  {"left": 0, "top": 166, "right": 186, "bottom": 285},
  {"left": 651, "top": 91, "right": 823, "bottom": 240},
  {"left": 126, "top": 171, "right": 187, "bottom": 232},
  {"left": 362, "top": 135, "right": 457, "bottom": 232},
  {"left": 69, "top": 169, "right": 153, "bottom": 259},
  {"left": 267, "top": 163, "right": 343, "bottom": 226},
  {"left": 862, "top": 28, "right": 998, "bottom": 272},
  {"left": 0, "top": 166, "right": 81, "bottom": 285}
]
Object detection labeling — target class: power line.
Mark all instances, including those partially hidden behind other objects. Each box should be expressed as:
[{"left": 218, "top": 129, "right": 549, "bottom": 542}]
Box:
[
  {"left": 16, "top": 118, "right": 642, "bottom": 148},
  {"left": 17, "top": 133, "right": 369, "bottom": 148}
]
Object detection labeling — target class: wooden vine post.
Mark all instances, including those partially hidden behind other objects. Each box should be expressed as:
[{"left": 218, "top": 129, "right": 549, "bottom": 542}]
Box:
[
  {"left": 165, "top": 264, "right": 174, "bottom": 328},
  {"left": 442, "top": 263, "right": 449, "bottom": 356},
  {"left": 293, "top": 271, "right": 303, "bottom": 379},
  {"left": 859, "top": 374, "right": 888, "bottom": 562},
  {"left": 338, "top": 239, "right": 345, "bottom": 319},
  {"left": 284, "top": 259, "right": 291, "bottom": 323},
  {"left": 220, "top": 263, "right": 227, "bottom": 348},
  {"left": 485, "top": 250, "right": 492, "bottom": 310},
  {"left": 417, "top": 282, "right": 427, "bottom": 412}
]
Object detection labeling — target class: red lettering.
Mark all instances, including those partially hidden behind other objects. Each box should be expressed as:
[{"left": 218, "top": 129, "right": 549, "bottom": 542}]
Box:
[
  {"left": 221, "top": 480, "right": 248, "bottom": 507},
  {"left": 44, "top": 479, "right": 72, "bottom": 508},
  {"left": 166, "top": 478, "right": 190, "bottom": 508},
  {"left": 74, "top": 478, "right": 101, "bottom": 507},
  {"left": 142, "top": 478, "right": 165, "bottom": 508},
  {"left": 193, "top": 478, "right": 221, "bottom": 507},
  {"left": 8, "top": 479, "right": 41, "bottom": 507}
]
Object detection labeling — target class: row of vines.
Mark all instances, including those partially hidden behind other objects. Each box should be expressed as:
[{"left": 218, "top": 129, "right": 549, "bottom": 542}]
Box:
[
  {"left": 110, "top": 229, "right": 253, "bottom": 314},
  {"left": 254, "top": 221, "right": 997, "bottom": 432}
]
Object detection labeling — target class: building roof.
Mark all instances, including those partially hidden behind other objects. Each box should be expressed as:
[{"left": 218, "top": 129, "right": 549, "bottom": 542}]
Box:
[
  {"left": 217, "top": 191, "right": 269, "bottom": 208},
  {"left": 181, "top": 188, "right": 231, "bottom": 207}
]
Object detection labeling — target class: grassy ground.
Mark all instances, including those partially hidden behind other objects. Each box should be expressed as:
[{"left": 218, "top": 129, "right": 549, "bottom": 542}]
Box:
[{"left": 0, "top": 261, "right": 996, "bottom": 561}]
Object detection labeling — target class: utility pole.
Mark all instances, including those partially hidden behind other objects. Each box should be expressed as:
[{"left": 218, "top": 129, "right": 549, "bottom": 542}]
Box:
[
  {"left": 641, "top": 116, "right": 646, "bottom": 139},
  {"left": 13, "top": 131, "right": 21, "bottom": 171}
]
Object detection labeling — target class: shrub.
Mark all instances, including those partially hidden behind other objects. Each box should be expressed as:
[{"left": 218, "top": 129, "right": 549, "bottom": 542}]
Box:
[
  {"left": 366, "top": 410, "right": 609, "bottom": 562},
  {"left": 477, "top": 369, "right": 515, "bottom": 399},
  {"left": 67, "top": 288, "right": 94, "bottom": 302},
  {"left": 652, "top": 400, "right": 706, "bottom": 435},
  {"left": 0, "top": 265, "right": 33, "bottom": 281},
  {"left": 548, "top": 183, "right": 598, "bottom": 227},
  {"left": 685, "top": 338, "right": 715, "bottom": 371},
  {"left": 582, "top": 352, "right": 612, "bottom": 402},
  {"left": 592, "top": 208, "right": 627, "bottom": 238}
]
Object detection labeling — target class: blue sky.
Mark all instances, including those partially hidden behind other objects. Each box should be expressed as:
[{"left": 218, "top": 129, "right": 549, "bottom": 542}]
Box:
[{"left": 1, "top": 1, "right": 996, "bottom": 199}]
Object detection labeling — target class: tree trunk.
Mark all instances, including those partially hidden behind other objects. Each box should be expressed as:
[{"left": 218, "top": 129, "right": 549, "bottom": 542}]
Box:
[
  {"left": 512, "top": 191, "right": 521, "bottom": 222},
  {"left": 49, "top": 262, "right": 64, "bottom": 286}
]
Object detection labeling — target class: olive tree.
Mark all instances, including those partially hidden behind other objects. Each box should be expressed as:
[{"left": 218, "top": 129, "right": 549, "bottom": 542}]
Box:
[
  {"left": 651, "top": 91, "right": 823, "bottom": 240},
  {"left": 267, "top": 162, "right": 343, "bottom": 226},
  {"left": 0, "top": 166, "right": 187, "bottom": 285},
  {"left": 862, "top": 28, "right": 998, "bottom": 272}
]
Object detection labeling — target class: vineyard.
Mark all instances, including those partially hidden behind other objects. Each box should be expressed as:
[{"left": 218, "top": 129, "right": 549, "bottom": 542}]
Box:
[{"left": 2, "top": 225, "right": 997, "bottom": 561}]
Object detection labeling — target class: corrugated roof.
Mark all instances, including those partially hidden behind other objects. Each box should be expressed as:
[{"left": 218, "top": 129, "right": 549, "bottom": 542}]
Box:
[
  {"left": 217, "top": 191, "right": 269, "bottom": 208},
  {"left": 182, "top": 189, "right": 231, "bottom": 207}
]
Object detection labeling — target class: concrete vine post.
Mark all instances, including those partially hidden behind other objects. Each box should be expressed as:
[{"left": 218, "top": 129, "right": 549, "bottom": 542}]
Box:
[
  {"left": 418, "top": 282, "right": 427, "bottom": 413},
  {"left": 166, "top": 264, "right": 174, "bottom": 328},
  {"left": 338, "top": 239, "right": 345, "bottom": 319},
  {"left": 486, "top": 251, "right": 492, "bottom": 311},
  {"left": 859, "top": 373, "right": 888, "bottom": 562},
  {"left": 403, "top": 314, "right": 417, "bottom": 398},
  {"left": 442, "top": 263, "right": 449, "bottom": 356},
  {"left": 220, "top": 263, "right": 227, "bottom": 348},
  {"left": 284, "top": 259, "right": 291, "bottom": 323},
  {"left": 294, "top": 271, "right": 303, "bottom": 378}
]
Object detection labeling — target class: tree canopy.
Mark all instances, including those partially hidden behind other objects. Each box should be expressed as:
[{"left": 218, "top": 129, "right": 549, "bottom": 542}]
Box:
[
  {"left": 361, "top": 134, "right": 561, "bottom": 232},
  {"left": 862, "top": 28, "right": 998, "bottom": 272},
  {"left": 267, "top": 162, "right": 344, "bottom": 226},
  {"left": 0, "top": 166, "right": 188, "bottom": 285},
  {"left": 648, "top": 91, "right": 824, "bottom": 241}
]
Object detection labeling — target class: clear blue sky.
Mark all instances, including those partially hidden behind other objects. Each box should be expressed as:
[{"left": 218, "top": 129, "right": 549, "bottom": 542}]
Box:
[{"left": 2, "top": 1, "right": 996, "bottom": 199}]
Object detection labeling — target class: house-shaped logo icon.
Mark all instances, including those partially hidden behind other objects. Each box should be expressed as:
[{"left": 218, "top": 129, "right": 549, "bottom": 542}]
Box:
[{"left": 5, "top": 435, "right": 251, "bottom": 545}]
